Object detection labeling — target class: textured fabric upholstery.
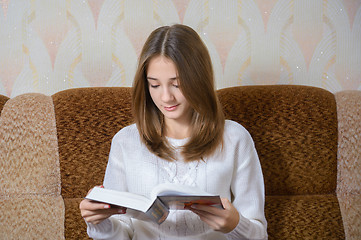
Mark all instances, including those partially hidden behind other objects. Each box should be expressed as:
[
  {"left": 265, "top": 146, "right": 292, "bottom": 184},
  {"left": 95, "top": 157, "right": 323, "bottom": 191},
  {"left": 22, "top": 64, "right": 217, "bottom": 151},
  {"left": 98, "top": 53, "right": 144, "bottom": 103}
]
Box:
[
  {"left": 0, "top": 94, "right": 9, "bottom": 114},
  {"left": 52, "top": 87, "right": 133, "bottom": 239},
  {"left": 218, "top": 85, "right": 338, "bottom": 195},
  {"left": 336, "top": 91, "right": 361, "bottom": 239},
  {"left": 1, "top": 86, "right": 359, "bottom": 239},
  {"left": 217, "top": 85, "right": 344, "bottom": 239},
  {"left": 0, "top": 94, "right": 64, "bottom": 239}
]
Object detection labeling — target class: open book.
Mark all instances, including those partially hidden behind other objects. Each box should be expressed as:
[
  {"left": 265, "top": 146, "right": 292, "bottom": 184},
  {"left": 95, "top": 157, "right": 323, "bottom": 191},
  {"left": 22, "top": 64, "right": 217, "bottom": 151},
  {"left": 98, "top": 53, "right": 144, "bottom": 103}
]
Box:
[{"left": 85, "top": 183, "right": 223, "bottom": 224}]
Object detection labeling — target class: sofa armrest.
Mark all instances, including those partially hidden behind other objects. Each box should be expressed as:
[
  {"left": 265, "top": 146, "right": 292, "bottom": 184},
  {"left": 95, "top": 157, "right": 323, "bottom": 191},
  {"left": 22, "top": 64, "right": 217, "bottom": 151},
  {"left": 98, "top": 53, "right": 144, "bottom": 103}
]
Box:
[
  {"left": 336, "top": 90, "right": 361, "bottom": 239},
  {"left": 0, "top": 93, "right": 64, "bottom": 239}
]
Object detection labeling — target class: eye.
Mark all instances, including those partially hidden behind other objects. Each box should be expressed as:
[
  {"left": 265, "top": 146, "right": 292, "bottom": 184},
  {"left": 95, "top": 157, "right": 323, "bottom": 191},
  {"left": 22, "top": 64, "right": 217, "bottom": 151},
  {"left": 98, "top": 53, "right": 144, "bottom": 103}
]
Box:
[
  {"left": 150, "top": 84, "right": 159, "bottom": 88},
  {"left": 173, "top": 84, "right": 179, "bottom": 88}
]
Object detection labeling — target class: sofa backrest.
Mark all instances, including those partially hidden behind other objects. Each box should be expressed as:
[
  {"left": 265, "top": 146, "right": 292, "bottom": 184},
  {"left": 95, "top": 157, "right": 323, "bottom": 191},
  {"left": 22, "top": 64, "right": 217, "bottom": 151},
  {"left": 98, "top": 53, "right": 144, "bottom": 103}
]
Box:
[
  {"left": 217, "top": 85, "right": 338, "bottom": 196},
  {"left": 0, "top": 94, "right": 9, "bottom": 114},
  {"left": 52, "top": 87, "right": 133, "bottom": 239},
  {"left": 52, "top": 87, "right": 133, "bottom": 198}
]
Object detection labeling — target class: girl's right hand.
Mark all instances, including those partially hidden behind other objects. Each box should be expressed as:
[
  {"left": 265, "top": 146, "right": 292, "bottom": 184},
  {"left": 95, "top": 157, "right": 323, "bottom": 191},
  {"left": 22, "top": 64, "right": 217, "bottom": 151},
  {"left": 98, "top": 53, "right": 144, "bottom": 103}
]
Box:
[{"left": 79, "top": 186, "right": 127, "bottom": 225}]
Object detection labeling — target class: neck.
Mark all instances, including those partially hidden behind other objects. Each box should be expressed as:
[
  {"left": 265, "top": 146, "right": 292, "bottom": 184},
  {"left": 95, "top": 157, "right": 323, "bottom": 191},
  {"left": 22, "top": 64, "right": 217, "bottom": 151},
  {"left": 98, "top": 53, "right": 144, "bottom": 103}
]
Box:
[{"left": 164, "top": 120, "right": 191, "bottom": 139}]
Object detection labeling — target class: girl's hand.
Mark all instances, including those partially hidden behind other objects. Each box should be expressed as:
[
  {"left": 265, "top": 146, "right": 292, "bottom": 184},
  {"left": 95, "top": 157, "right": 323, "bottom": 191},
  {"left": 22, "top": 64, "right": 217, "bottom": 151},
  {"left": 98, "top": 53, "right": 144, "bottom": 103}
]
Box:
[
  {"left": 188, "top": 198, "right": 239, "bottom": 233},
  {"left": 79, "top": 186, "right": 127, "bottom": 225}
]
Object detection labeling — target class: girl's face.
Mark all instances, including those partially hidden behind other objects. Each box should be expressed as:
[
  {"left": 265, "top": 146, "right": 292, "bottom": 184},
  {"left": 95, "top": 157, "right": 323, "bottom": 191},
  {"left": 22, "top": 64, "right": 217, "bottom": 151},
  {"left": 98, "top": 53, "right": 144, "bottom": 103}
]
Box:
[{"left": 147, "top": 56, "right": 192, "bottom": 127}]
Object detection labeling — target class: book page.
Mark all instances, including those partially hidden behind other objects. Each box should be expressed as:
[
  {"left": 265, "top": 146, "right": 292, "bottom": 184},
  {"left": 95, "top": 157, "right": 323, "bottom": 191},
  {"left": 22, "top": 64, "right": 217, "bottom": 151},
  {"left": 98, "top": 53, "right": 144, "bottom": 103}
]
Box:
[
  {"left": 151, "top": 183, "right": 213, "bottom": 198},
  {"left": 150, "top": 183, "right": 223, "bottom": 210},
  {"left": 85, "top": 187, "right": 153, "bottom": 212}
]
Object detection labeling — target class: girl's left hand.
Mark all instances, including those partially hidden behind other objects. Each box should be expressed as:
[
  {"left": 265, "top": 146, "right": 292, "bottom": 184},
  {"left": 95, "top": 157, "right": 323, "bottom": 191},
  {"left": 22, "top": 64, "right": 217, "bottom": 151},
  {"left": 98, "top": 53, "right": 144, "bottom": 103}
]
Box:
[{"left": 188, "top": 198, "right": 239, "bottom": 233}]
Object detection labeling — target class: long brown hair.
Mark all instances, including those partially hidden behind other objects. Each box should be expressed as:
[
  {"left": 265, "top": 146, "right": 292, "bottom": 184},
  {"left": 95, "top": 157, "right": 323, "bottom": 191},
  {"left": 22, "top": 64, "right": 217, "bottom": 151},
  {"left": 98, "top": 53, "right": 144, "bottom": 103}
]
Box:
[{"left": 132, "top": 24, "right": 225, "bottom": 162}]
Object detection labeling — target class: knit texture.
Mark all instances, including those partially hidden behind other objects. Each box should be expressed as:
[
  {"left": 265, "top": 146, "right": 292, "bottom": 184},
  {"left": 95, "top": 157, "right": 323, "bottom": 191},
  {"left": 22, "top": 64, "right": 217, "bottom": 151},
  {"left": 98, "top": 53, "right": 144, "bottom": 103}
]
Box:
[
  {"left": 336, "top": 90, "right": 361, "bottom": 240},
  {"left": 87, "top": 121, "right": 267, "bottom": 239},
  {"left": 0, "top": 93, "right": 64, "bottom": 239}
]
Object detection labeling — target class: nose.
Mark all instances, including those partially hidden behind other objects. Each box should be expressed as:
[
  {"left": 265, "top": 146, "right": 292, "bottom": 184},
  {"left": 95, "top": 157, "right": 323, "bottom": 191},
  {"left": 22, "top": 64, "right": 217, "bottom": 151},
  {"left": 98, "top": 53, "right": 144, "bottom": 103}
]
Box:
[{"left": 161, "top": 87, "right": 174, "bottom": 103}]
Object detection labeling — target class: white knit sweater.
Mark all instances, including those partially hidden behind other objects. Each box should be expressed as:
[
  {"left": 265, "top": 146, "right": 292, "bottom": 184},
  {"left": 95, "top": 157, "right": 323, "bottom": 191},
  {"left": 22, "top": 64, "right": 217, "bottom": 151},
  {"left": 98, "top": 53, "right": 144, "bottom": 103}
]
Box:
[{"left": 86, "top": 120, "right": 267, "bottom": 240}]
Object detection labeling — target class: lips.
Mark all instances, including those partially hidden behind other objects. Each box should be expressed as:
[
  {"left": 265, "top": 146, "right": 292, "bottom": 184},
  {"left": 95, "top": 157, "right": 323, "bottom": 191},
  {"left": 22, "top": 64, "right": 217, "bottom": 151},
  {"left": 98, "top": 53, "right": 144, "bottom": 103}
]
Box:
[{"left": 164, "top": 104, "right": 179, "bottom": 111}]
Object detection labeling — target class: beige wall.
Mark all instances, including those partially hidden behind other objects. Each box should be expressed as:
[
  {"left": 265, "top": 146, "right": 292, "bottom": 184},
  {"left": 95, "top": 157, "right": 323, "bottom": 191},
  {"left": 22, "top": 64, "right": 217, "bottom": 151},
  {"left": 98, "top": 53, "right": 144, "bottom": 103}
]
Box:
[{"left": 0, "top": 0, "right": 360, "bottom": 97}]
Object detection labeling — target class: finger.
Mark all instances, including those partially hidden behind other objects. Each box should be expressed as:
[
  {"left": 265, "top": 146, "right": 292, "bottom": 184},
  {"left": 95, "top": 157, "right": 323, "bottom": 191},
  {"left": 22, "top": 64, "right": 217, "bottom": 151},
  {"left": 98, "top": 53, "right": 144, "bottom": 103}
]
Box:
[
  {"left": 190, "top": 203, "right": 224, "bottom": 216},
  {"left": 190, "top": 208, "right": 222, "bottom": 229},
  {"left": 80, "top": 201, "right": 126, "bottom": 223},
  {"left": 82, "top": 206, "right": 125, "bottom": 217},
  {"left": 83, "top": 212, "right": 111, "bottom": 225},
  {"left": 80, "top": 199, "right": 111, "bottom": 211},
  {"left": 82, "top": 207, "right": 126, "bottom": 224},
  {"left": 190, "top": 207, "right": 223, "bottom": 224},
  {"left": 220, "top": 198, "right": 233, "bottom": 210},
  {"left": 190, "top": 198, "right": 234, "bottom": 217},
  {"left": 190, "top": 198, "right": 239, "bottom": 233}
]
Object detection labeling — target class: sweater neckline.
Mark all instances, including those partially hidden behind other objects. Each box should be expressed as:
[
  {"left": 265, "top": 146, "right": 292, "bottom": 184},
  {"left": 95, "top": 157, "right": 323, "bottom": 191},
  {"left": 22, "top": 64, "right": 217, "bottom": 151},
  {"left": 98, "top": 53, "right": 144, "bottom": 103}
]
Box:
[{"left": 166, "top": 136, "right": 189, "bottom": 147}]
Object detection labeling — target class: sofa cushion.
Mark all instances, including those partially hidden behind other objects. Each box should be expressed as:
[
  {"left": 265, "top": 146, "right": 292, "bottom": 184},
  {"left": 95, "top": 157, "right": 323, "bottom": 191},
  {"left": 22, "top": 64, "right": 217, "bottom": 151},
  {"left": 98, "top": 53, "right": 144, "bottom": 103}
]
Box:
[
  {"left": 0, "top": 196, "right": 65, "bottom": 239},
  {"left": 265, "top": 194, "right": 344, "bottom": 239}
]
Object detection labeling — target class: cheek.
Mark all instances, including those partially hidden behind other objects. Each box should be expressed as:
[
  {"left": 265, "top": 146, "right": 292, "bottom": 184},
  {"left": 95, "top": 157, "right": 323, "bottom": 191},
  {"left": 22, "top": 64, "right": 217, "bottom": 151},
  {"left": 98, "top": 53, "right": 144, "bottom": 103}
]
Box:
[
  {"left": 178, "top": 93, "right": 189, "bottom": 106},
  {"left": 183, "top": 97, "right": 193, "bottom": 112}
]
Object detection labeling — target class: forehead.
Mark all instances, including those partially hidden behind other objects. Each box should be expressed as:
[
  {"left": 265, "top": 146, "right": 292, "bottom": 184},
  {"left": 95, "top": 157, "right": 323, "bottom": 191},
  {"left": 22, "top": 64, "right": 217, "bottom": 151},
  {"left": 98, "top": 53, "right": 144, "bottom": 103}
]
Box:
[{"left": 147, "top": 56, "right": 178, "bottom": 78}]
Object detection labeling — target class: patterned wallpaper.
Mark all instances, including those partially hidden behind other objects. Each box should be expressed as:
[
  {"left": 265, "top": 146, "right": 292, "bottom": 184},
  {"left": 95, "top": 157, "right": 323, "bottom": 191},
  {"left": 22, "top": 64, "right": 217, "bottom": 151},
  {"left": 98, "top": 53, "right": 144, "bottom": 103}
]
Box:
[{"left": 0, "top": 0, "right": 360, "bottom": 97}]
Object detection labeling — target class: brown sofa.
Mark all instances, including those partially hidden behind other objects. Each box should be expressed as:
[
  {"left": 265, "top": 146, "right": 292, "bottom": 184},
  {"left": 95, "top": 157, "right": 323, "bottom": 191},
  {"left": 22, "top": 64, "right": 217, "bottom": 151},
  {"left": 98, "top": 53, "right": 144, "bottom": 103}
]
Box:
[{"left": 0, "top": 85, "right": 360, "bottom": 239}]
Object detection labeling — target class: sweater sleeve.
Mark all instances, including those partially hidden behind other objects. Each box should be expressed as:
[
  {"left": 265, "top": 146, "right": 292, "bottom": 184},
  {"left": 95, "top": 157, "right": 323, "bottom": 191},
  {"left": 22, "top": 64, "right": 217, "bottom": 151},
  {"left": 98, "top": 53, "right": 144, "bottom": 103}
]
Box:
[
  {"left": 225, "top": 122, "right": 268, "bottom": 240},
  {"left": 86, "top": 217, "right": 133, "bottom": 240},
  {"left": 86, "top": 130, "right": 134, "bottom": 239}
]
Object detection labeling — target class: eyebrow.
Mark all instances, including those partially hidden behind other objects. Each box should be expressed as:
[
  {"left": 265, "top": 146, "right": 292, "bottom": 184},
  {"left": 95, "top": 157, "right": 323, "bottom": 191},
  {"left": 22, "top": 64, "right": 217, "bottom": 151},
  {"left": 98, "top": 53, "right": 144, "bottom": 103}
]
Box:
[{"left": 146, "top": 77, "right": 178, "bottom": 81}]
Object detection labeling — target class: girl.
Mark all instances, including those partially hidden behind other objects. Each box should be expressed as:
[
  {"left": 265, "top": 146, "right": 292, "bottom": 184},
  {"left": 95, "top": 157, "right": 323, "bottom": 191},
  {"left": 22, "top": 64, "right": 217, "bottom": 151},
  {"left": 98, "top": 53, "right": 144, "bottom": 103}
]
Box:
[{"left": 80, "top": 24, "right": 267, "bottom": 240}]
